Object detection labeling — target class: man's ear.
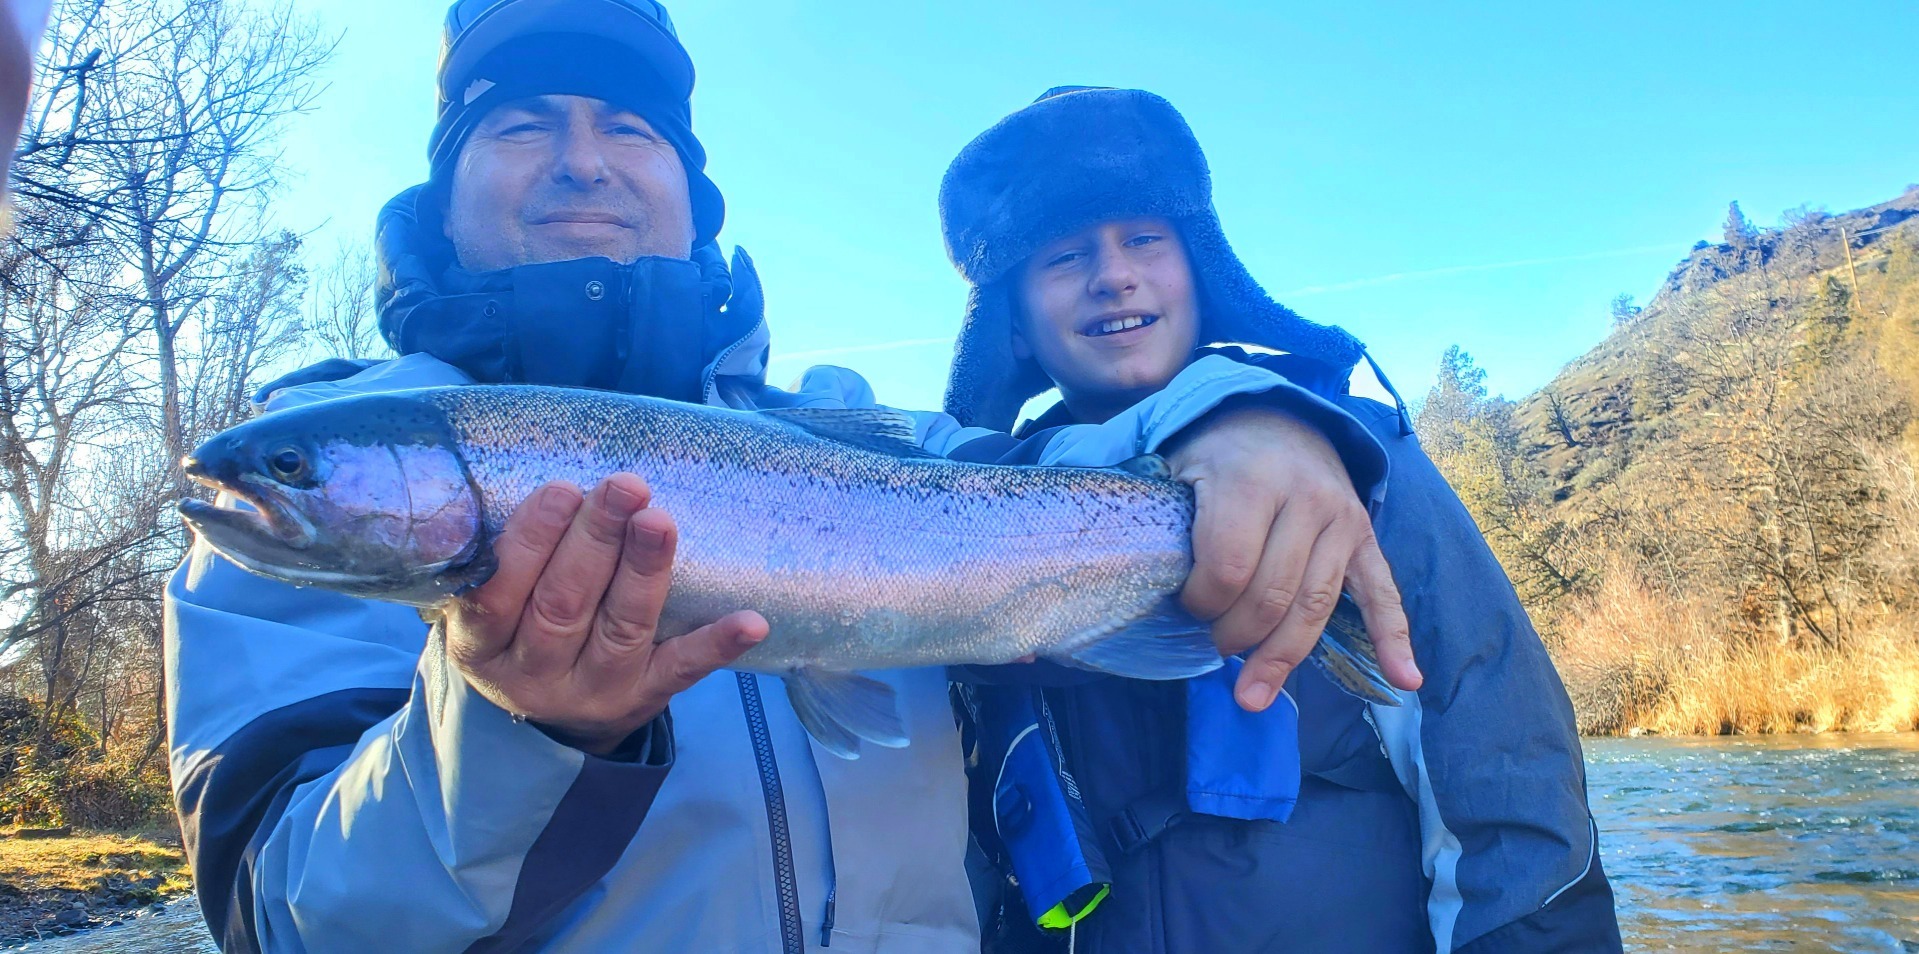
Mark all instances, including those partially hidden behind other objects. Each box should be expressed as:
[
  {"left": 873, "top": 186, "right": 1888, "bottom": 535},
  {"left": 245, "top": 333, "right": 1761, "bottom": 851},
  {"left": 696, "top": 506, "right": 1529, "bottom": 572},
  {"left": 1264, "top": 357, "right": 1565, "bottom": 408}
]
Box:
[{"left": 1010, "top": 325, "right": 1033, "bottom": 361}]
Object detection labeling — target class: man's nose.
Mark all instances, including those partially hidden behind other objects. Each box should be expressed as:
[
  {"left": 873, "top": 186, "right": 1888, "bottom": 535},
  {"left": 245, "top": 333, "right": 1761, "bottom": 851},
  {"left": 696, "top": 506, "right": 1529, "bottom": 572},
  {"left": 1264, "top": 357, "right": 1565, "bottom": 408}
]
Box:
[
  {"left": 550, "top": 124, "right": 610, "bottom": 187},
  {"left": 1088, "top": 244, "right": 1139, "bottom": 298}
]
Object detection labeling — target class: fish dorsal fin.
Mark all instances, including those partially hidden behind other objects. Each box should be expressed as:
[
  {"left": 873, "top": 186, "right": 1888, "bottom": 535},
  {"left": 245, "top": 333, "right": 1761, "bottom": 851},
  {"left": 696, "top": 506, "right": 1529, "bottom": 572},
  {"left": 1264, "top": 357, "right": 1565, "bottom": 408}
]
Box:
[
  {"left": 1115, "top": 453, "right": 1173, "bottom": 480},
  {"left": 761, "top": 406, "right": 938, "bottom": 458}
]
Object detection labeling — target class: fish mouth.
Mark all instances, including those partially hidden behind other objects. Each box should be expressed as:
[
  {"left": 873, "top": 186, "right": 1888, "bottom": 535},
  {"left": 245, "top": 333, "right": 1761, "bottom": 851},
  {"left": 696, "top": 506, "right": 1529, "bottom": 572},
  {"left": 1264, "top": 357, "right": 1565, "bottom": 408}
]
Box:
[{"left": 180, "top": 463, "right": 317, "bottom": 551}]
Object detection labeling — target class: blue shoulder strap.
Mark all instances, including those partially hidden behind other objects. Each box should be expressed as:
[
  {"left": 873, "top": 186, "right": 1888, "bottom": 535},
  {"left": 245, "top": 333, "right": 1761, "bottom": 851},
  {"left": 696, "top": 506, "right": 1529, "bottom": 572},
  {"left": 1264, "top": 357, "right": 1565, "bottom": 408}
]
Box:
[{"left": 968, "top": 684, "right": 1112, "bottom": 930}]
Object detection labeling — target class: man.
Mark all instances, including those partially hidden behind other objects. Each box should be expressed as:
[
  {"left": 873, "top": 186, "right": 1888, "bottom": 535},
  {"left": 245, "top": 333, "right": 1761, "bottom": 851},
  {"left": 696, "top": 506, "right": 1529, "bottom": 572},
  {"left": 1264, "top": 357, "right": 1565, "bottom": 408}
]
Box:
[{"left": 167, "top": 2, "right": 1417, "bottom": 950}]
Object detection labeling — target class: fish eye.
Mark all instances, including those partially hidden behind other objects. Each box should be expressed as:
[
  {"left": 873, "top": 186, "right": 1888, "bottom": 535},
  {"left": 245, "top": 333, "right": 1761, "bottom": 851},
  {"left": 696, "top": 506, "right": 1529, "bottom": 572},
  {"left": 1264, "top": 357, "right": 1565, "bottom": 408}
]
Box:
[{"left": 266, "top": 446, "right": 308, "bottom": 483}]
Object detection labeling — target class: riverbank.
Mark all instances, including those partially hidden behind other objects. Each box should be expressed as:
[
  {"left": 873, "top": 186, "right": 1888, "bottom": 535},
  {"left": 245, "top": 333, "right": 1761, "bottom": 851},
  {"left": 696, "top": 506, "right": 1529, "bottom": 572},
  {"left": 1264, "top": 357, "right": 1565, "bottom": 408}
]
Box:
[
  {"left": 0, "top": 827, "right": 191, "bottom": 945},
  {"left": 1548, "top": 572, "right": 1919, "bottom": 736}
]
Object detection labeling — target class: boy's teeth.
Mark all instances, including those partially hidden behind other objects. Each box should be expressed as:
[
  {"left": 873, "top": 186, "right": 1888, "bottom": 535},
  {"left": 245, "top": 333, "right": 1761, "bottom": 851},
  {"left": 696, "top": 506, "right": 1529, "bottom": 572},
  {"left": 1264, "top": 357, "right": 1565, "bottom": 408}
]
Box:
[{"left": 1092, "top": 315, "right": 1152, "bottom": 336}]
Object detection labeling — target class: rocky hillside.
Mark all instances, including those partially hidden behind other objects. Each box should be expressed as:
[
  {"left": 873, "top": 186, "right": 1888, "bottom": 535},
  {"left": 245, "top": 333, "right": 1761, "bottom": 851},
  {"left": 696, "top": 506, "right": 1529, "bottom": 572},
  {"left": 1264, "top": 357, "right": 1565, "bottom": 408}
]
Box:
[
  {"left": 1511, "top": 188, "right": 1919, "bottom": 512},
  {"left": 1413, "top": 186, "right": 1919, "bottom": 733}
]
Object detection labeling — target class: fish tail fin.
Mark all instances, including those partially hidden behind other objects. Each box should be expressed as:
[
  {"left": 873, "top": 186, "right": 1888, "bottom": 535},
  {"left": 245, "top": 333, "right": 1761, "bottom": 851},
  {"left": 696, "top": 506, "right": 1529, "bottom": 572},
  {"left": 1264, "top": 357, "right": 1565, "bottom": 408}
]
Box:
[
  {"left": 1050, "top": 600, "right": 1224, "bottom": 680},
  {"left": 784, "top": 669, "right": 910, "bottom": 760},
  {"left": 1311, "top": 595, "right": 1403, "bottom": 706}
]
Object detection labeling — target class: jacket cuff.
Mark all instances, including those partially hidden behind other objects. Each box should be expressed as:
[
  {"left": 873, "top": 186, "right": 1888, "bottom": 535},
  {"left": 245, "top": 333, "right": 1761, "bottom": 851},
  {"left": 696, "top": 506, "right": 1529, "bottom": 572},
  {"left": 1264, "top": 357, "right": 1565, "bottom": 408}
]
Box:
[
  {"left": 1127, "top": 356, "right": 1391, "bottom": 515},
  {"left": 1451, "top": 851, "right": 1623, "bottom": 953},
  {"left": 531, "top": 710, "right": 675, "bottom": 766},
  {"left": 1199, "top": 389, "right": 1392, "bottom": 517}
]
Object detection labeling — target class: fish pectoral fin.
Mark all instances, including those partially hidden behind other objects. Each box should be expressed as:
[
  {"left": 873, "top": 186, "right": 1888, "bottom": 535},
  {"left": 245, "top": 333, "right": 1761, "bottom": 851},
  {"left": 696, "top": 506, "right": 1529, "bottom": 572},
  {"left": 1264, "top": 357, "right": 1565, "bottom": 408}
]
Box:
[
  {"left": 784, "top": 669, "right": 911, "bottom": 760},
  {"left": 1113, "top": 453, "right": 1173, "bottom": 480},
  {"left": 1051, "top": 602, "right": 1224, "bottom": 680},
  {"left": 1311, "top": 594, "right": 1403, "bottom": 707},
  {"left": 759, "top": 407, "right": 939, "bottom": 458}
]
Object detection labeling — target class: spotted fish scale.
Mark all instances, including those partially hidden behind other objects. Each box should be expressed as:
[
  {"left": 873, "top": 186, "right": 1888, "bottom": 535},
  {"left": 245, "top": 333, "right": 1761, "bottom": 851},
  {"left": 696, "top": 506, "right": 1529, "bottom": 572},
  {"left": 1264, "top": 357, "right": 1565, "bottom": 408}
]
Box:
[{"left": 427, "top": 386, "right": 1195, "bottom": 672}]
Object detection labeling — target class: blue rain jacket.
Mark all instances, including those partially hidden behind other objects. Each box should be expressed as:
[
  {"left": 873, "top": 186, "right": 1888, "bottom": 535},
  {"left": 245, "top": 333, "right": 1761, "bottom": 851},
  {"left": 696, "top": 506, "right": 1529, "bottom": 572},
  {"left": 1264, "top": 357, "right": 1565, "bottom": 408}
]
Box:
[{"left": 956, "top": 347, "right": 1622, "bottom": 954}]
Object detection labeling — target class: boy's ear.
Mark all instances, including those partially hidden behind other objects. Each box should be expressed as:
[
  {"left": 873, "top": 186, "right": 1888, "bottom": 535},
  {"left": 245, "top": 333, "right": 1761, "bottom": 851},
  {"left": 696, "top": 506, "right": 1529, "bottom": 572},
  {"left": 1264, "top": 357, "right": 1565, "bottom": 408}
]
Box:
[{"left": 1010, "top": 326, "right": 1033, "bottom": 361}]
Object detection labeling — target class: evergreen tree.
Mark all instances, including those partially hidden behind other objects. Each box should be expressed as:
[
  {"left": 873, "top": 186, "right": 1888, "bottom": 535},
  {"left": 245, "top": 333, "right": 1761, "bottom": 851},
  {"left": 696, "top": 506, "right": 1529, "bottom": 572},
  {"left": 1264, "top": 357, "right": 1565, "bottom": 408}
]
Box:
[
  {"left": 1610, "top": 293, "right": 1642, "bottom": 324},
  {"left": 1723, "top": 201, "right": 1757, "bottom": 247},
  {"left": 1415, "top": 345, "right": 1490, "bottom": 458}
]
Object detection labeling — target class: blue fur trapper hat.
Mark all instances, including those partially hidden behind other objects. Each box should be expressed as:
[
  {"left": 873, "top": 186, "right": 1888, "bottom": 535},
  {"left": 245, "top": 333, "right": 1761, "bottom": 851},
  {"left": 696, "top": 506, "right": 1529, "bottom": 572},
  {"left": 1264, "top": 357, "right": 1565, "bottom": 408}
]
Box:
[{"left": 939, "top": 86, "right": 1365, "bottom": 430}]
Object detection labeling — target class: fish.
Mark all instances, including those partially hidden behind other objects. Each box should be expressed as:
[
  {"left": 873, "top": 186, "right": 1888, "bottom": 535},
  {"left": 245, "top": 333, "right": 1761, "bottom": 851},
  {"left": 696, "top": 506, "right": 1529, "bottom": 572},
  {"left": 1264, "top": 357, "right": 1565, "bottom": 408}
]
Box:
[{"left": 178, "top": 384, "right": 1400, "bottom": 757}]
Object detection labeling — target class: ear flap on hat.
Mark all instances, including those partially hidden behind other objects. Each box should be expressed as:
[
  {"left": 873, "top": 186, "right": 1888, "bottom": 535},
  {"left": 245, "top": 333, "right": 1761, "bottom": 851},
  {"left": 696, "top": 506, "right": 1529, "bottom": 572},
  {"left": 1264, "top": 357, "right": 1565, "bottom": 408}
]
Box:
[{"left": 943, "top": 282, "right": 1055, "bottom": 431}]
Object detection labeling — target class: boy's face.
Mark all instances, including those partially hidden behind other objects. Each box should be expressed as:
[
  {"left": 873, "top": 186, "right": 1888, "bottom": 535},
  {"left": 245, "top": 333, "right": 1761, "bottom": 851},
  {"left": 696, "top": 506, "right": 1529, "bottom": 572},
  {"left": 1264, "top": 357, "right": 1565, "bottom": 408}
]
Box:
[{"left": 1014, "top": 217, "right": 1201, "bottom": 422}]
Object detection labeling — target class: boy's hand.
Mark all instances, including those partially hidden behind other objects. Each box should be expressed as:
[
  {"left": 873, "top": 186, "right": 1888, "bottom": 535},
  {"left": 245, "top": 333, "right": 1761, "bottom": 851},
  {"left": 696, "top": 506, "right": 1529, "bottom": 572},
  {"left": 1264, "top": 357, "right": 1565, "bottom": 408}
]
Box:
[{"left": 1165, "top": 407, "right": 1422, "bottom": 712}]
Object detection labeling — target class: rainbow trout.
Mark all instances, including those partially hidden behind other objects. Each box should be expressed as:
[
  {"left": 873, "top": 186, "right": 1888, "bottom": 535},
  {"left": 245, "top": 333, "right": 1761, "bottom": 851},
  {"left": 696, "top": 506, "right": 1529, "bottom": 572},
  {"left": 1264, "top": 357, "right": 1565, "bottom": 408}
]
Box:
[{"left": 179, "top": 385, "right": 1398, "bottom": 757}]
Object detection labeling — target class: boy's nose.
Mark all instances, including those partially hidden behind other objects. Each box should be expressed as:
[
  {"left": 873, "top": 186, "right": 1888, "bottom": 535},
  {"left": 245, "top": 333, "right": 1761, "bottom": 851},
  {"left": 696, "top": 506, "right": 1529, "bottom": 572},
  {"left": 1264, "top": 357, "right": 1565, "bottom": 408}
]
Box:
[{"left": 1088, "top": 246, "right": 1138, "bottom": 298}]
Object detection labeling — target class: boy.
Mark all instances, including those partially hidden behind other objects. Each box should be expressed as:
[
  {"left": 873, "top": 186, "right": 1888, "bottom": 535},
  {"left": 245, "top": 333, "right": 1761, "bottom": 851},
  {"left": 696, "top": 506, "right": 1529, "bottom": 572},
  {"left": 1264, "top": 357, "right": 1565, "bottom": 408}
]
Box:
[{"left": 936, "top": 87, "right": 1621, "bottom": 954}]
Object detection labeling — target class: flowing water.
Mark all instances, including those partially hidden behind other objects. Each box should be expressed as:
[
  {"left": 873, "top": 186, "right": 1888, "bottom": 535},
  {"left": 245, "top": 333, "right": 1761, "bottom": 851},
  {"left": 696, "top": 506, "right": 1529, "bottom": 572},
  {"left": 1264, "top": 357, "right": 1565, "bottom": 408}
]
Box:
[
  {"left": 1589, "top": 733, "right": 1919, "bottom": 952},
  {"left": 13, "top": 734, "right": 1919, "bottom": 952}
]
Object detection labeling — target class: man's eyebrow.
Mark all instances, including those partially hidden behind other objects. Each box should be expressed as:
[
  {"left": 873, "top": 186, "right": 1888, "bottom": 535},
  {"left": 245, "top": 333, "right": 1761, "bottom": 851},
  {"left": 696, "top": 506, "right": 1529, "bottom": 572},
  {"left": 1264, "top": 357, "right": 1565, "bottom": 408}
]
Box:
[
  {"left": 487, "top": 96, "right": 566, "bottom": 122},
  {"left": 597, "top": 105, "right": 655, "bottom": 129}
]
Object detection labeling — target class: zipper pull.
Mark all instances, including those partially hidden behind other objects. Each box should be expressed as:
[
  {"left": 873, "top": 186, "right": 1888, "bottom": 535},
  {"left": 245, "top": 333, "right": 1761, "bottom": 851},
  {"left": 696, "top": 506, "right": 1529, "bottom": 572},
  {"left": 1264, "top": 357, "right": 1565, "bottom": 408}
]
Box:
[{"left": 819, "top": 887, "right": 837, "bottom": 947}]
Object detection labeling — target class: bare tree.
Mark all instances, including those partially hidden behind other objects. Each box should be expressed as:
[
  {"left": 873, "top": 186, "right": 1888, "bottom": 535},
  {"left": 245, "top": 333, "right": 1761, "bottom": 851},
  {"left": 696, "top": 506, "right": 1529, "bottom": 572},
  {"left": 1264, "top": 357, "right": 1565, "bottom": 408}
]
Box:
[
  {"left": 304, "top": 240, "right": 386, "bottom": 361},
  {"left": 1542, "top": 388, "right": 1580, "bottom": 448},
  {"left": 0, "top": 225, "right": 172, "bottom": 755},
  {"left": 1, "top": 0, "right": 334, "bottom": 769}
]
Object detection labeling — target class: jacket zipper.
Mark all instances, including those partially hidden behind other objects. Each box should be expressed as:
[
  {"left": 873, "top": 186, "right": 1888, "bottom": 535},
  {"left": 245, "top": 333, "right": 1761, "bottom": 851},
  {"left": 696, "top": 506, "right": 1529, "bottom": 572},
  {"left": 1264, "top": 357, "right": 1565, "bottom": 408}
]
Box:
[
  {"left": 702, "top": 316, "right": 767, "bottom": 406},
  {"left": 738, "top": 672, "right": 805, "bottom": 954}
]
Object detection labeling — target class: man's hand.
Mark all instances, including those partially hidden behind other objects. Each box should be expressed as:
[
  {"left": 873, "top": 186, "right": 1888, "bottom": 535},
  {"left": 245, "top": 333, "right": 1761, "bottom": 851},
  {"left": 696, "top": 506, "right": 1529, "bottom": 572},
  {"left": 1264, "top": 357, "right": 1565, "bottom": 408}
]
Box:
[
  {"left": 443, "top": 474, "right": 767, "bottom": 756},
  {"left": 1166, "top": 407, "right": 1421, "bottom": 712}
]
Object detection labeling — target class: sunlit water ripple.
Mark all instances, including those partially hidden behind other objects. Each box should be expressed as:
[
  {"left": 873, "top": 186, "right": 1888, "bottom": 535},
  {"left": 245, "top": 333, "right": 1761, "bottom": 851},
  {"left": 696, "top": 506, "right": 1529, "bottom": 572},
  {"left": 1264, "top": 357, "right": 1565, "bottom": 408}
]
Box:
[
  {"left": 1588, "top": 733, "right": 1919, "bottom": 953},
  {"left": 15, "top": 734, "right": 1919, "bottom": 952}
]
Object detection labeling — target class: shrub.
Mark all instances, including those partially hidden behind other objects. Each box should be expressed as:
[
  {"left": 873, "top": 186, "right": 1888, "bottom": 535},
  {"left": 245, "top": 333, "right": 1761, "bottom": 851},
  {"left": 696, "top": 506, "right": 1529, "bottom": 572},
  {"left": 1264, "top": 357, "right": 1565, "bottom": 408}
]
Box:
[
  {"left": 56, "top": 763, "right": 171, "bottom": 830},
  {"left": 0, "top": 693, "right": 169, "bottom": 829}
]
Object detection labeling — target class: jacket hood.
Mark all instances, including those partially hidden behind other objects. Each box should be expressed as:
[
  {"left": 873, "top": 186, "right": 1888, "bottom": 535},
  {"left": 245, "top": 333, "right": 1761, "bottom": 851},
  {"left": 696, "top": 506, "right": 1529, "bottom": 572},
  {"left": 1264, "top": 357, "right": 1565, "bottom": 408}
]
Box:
[
  {"left": 938, "top": 87, "right": 1364, "bottom": 431},
  {"left": 372, "top": 184, "right": 767, "bottom": 404}
]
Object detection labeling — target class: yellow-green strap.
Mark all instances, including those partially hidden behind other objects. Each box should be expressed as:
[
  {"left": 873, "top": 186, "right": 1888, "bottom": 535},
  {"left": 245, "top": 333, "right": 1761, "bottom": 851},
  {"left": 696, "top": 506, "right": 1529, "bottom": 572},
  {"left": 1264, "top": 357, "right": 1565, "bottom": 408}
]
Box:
[{"left": 1037, "top": 885, "right": 1111, "bottom": 930}]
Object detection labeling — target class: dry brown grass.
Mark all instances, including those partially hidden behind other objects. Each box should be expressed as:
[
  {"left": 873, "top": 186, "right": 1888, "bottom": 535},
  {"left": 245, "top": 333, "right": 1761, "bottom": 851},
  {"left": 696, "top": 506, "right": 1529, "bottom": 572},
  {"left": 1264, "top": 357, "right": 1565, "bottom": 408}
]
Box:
[
  {"left": 1549, "top": 568, "right": 1919, "bottom": 736},
  {"left": 0, "top": 827, "right": 189, "bottom": 897}
]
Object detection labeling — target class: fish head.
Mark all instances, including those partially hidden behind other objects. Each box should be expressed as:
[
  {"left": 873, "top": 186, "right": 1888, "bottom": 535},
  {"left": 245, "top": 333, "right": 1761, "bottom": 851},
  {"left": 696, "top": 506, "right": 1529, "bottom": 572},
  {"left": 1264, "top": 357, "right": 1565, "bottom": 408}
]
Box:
[{"left": 178, "top": 393, "right": 487, "bottom": 605}]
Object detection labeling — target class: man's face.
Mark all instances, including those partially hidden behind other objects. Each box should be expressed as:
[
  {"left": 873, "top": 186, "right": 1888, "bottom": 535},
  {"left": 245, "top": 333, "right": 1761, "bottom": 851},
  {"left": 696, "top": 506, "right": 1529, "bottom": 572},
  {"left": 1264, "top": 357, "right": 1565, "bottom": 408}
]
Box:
[
  {"left": 1014, "top": 216, "right": 1201, "bottom": 422},
  {"left": 442, "top": 94, "right": 695, "bottom": 271}
]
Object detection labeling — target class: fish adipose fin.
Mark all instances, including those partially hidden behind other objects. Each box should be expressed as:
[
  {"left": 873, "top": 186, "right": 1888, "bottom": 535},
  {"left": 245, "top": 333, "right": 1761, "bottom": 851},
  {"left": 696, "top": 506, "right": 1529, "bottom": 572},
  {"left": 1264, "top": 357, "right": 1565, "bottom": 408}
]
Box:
[
  {"left": 784, "top": 669, "right": 911, "bottom": 760},
  {"left": 1052, "top": 601, "right": 1224, "bottom": 680},
  {"left": 1311, "top": 594, "right": 1402, "bottom": 706},
  {"left": 760, "top": 407, "right": 939, "bottom": 458}
]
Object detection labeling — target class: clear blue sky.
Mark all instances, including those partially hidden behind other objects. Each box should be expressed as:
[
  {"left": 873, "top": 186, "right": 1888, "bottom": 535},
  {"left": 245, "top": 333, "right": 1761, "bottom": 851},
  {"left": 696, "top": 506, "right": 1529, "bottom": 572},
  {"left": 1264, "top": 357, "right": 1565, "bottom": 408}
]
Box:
[{"left": 272, "top": 0, "right": 1919, "bottom": 412}]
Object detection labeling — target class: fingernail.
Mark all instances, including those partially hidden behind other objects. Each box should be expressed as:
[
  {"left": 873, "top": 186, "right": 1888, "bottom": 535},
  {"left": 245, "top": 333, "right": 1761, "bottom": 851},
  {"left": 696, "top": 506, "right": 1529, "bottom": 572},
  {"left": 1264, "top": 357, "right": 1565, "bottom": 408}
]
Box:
[
  {"left": 630, "top": 521, "right": 667, "bottom": 551},
  {"left": 538, "top": 486, "right": 579, "bottom": 525},
  {"left": 1240, "top": 679, "right": 1277, "bottom": 711},
  {"left": 605, "top": 480, "right": 644, "bottom": 515}
]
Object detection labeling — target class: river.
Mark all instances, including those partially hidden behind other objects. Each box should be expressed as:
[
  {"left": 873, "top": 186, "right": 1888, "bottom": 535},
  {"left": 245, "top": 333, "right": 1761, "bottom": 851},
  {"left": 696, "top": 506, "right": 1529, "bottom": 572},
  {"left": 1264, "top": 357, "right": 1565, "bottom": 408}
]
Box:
[
  {"left": 1589, "top": 733, "right": 1919, "bottom": 952},
  {"left": 14, "top": 733, "right": 1919, "bottom": 952}
]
